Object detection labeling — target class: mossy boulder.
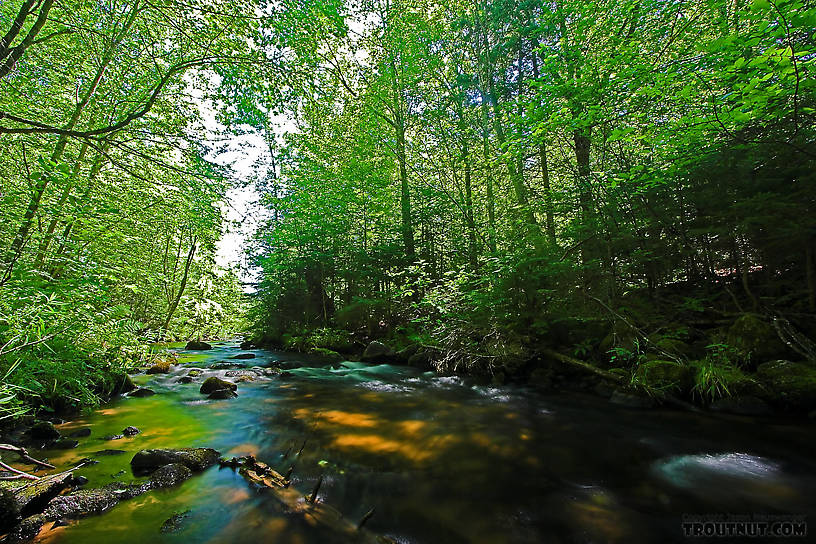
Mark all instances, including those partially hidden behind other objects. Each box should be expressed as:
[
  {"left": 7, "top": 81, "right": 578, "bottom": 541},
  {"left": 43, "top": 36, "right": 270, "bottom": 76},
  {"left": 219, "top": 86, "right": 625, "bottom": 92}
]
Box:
[
  {"left": 308, "top": 347, "right": 343, "bottom": 364},
  {"left": 113, "top": 373, "right": 137, "bottom": 394},
  {"left": 361, "top": 341, "right": 395, "bottom": 362},
  {"left": 726, "top": 314, "right": 790, "bottom": 367},
  {"left": 199, "top": 377, "right": 237, "bottom": 395},
  {"left": 146, "top": 360, "right": 171, "bottom": 374},
  {"left": 130, "top": 448, "right": 220, "bottom": 475},
  {"left": 635, "top": 360, "right": 695, "bottom": 393},
  {"left": 652, "top": 337, "right": 695, "bottom": 359},
  {"left": 755, "top": 360, "right": 816, "bottom": 411}
]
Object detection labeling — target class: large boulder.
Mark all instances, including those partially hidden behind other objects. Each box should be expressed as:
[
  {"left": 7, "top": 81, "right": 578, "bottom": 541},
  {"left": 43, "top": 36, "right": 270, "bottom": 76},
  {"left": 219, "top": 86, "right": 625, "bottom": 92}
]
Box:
[
  {"left": 308, "top": 347, "right": 343, "bottom": 364},
  {"left": 130, "top": 448, "right": 220, "bottom": 475},
  {"left": 113, "top": 373, "right": 137, "bottom": 394},
  {"left": 755, "top": 360, "right": 816, "bottom": 411},
  {"left": 185, "top": 340, "right": 212, "bottom": 350},
  {"left": 395, "top": 344, "right": 419, "bottom": 364},
  {"left": 361, "top": 341, "right": 395, "bottom": 363},
  {"left": 727, "top": 314, "right": 791, "bottom": 367},
  {"left": 635, "top": 360, "right": 695, "bottom": 394},
  {"left": 407, "top": 347, "right": 435, "bottom": 370},
  {"left": 199, "top": 377, "right": 237, "bottom": 394}
]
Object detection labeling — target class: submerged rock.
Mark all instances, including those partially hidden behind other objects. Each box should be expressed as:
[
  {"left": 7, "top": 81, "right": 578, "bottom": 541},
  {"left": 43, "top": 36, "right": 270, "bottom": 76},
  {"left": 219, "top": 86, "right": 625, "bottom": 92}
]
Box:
[
  {"left": 130, "top": 448, "right": 221, "bottom": 475},
  {"left": 68, "top": 428, "right": 91, "bottom": 438},
  {"left": 160, "top": 510, "right": 192, "bottom": 533},
  {"left": 128, "top": 388, "right": 155, "bottom": 398},
  {"left": 361, "top": 341, "right": 396, "bottom": 362},
  {"left": 122, "top": 426, "right": 140, "bottom": 436},
  {"left": 185, "top": 340, "right": 212, "bottom": 350},
  {"left": 94, "top": 449, "right": 126, "bottom": 457},
  {"left": 199, "top": 377, "right": 237, "bottom": 394},
  {"left": 176, "top": 376, "right": 194, "bottom": 384},
  {"left": 231, "top": 353, "right": 256, "bottom": 360}
]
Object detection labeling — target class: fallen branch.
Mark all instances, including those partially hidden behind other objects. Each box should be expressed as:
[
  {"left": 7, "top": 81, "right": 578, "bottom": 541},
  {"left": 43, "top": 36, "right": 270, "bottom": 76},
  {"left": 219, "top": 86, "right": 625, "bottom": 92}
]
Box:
[
  {"left": 540, "top": 348, "right": 624, "bottom": 383},
  {"left": 0, "top": 459, "right": 39, "bottom": 480},
  {"left": 224, "top": 455, "right": 395, "bottom": 544},
  {"left": 0, "top": 444, "right": 56, "bottom": 469}
]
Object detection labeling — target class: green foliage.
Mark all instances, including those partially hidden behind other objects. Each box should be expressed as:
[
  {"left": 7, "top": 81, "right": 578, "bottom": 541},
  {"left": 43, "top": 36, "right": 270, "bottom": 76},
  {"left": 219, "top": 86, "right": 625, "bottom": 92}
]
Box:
[{"left": 690, "top": 345, "right": 753, "bottom": 403}]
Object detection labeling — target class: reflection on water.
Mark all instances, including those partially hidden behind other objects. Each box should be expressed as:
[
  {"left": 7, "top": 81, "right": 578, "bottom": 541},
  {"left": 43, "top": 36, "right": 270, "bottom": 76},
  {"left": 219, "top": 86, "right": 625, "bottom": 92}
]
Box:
[{"left": 26, "top": 342, "right": 816, "bottom": 544}]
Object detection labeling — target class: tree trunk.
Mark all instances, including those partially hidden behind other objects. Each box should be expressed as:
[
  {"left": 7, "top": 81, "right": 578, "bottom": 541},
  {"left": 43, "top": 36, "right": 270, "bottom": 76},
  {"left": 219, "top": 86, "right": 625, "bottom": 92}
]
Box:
[
  {"left": 806, "top": 245, "right": 815, "bottom": 311},
  {"left": 162, "top": 236, "right": 197, "bottom": 337}
]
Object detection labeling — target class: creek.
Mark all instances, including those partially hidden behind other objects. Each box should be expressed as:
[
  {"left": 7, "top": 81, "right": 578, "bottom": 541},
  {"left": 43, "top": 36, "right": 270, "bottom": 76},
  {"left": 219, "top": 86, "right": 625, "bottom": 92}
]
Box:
[{"left": 32, "top": 341, "right": 816, "bottom": 543}]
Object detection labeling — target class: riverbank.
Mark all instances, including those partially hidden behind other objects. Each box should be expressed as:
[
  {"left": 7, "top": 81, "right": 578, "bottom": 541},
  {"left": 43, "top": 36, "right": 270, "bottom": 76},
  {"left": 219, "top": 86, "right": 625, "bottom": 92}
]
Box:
[{"left": 252, "top": 307, "right": 816, "bottom": 419}]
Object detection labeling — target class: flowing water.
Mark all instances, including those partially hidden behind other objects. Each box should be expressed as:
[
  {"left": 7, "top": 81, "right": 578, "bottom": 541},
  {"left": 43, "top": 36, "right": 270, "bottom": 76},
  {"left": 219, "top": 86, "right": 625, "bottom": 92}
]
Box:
[{"left": 30, "top": 342, "right": 816, "bottom": 543}]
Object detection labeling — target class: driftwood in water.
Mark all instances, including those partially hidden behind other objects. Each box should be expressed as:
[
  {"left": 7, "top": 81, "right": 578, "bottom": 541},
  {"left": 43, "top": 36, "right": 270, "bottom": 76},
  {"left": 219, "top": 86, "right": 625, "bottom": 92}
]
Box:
[{"left": 222, "top": 456, "right": 395, "bottom": 544}]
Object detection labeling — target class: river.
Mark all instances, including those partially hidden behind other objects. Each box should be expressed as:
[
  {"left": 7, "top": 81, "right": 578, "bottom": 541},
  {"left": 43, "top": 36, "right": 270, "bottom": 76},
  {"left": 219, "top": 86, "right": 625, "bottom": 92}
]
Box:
[{"left": 33, "top": 341, "right": 816, "bottom": 543}]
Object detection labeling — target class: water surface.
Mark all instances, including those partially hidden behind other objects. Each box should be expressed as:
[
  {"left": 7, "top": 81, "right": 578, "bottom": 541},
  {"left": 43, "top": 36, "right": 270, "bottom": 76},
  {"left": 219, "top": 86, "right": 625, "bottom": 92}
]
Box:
[{"left": 32, "top": 342, "right": 816, "bottom": 543}]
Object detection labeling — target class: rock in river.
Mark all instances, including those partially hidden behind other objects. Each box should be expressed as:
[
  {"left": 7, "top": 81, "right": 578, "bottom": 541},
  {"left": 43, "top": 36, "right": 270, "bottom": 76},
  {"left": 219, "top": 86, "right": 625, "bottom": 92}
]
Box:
[
  {"left": 128, "top": 388, "right": 155, "bottom": 398},
  {"left": 28, "top": 421, "right": 60, "bottom": 441},
  {"left": 185, "top": 340, "right": 212, "bottom": 350},
  {"left": 130, "top": 448, "right": 221, "bottom": 475},
  {"left": 199, "top": 377, "right": 237, "bottom": 395},
  {"left": 208, "top": 389, "right": 238, "bottom": 400},
  {"left": 361, "top": 341, "right": 396, "bottom": 362},
  {"left": 231, "top": 353, "right": 256, "bottom": 360}
]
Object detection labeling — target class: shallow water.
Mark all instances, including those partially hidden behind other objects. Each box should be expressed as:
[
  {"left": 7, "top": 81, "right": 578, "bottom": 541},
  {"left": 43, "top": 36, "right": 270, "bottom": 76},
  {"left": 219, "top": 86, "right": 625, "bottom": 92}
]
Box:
[{"left": 28, "top": 342, "right": 816, "bottom": 543}]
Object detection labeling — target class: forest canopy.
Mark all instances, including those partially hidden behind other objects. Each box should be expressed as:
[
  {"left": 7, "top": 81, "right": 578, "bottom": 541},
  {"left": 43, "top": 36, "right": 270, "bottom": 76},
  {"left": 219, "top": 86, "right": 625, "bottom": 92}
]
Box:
[{"left": 1, "top": 0, "right": 815, "bottom": 416}]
